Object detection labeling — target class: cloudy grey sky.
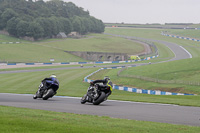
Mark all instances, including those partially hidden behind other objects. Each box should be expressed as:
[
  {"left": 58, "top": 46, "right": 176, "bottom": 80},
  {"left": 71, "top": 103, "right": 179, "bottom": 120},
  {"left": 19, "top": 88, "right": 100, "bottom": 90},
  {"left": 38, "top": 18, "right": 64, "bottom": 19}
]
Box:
[{"left": 54, "top": 0, "right": 200, "bottom": 24}]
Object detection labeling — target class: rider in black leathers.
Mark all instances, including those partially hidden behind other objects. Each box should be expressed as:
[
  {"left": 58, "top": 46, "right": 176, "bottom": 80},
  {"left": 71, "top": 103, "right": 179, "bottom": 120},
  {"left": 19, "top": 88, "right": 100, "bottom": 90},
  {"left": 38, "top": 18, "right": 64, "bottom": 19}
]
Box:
[{"left": 89, "top": 76, "right": 113, "bottom": 100}]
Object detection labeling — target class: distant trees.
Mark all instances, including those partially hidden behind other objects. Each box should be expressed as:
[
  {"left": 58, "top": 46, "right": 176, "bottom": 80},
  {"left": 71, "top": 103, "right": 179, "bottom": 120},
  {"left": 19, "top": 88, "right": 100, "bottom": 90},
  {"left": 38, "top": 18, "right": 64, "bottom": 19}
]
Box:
[
  {"left": 16, "top": 20, "right": 29, "bottom": 37},
  {"left": 6, "top": 17, "right": 20, "bottom": 36},
  {"left": 0, "top": 0, "right": 105, "bottom": 40}
]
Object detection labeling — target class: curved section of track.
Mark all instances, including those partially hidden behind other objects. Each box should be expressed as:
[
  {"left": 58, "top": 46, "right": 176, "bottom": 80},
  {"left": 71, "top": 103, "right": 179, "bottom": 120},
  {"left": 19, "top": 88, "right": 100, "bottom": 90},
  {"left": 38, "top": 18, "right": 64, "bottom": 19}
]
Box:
[{"left": 0, "top": 93, "right": 199, "bottom": 126}]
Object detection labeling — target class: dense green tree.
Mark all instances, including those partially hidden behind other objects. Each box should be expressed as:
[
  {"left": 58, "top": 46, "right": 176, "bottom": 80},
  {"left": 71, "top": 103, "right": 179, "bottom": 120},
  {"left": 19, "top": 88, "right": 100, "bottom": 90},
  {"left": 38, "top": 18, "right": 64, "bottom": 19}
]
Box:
[
  {"left": 58, "top": 17, "right": 72, "bottom": 34},
  {"left": 48, "top": 17, "right": 60, "bottom": 36},
  {"left": 6, "top": 17, "right": 20, "bottom": 36},
  {"left": 28, "top": 22, "right": 44, "bottom": 39},
  {"left": 71, "top": 16, "right": 82, "bottom": 34},
  {"left": 16, "top": 20, "right": 29, "bottom": 37},
  {"left": 36, "top": 17, "right": 52, "bottom": 37},
  {"left": 0, "top": 11, "right": 3, "bottom": 30},
  {"left": 0, "top": 0, "right": 105, "bottom": 39},
  {"left": 1, "top": 8, "right": 18, "bottom": 28}
]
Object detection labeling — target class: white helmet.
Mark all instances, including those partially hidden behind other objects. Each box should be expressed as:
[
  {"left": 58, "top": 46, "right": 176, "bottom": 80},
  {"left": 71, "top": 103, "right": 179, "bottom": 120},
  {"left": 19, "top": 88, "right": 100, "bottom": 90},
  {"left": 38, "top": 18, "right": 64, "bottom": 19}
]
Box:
[
  {"left": 50, "top": 74, "right": 56, "bottom": 78},
  {"left": 104, "top": 76, "right": 110, "bottom": 81}
]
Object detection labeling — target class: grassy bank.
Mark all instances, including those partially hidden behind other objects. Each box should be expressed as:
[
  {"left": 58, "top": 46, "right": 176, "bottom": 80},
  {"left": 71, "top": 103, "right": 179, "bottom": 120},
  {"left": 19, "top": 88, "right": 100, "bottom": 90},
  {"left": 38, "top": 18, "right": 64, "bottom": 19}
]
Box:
[
  {"left": 0, "top": 106, "right": 199, "bottom": 133},
  {"left": 105, "top": 28, "right": 200, "bottom": 58},
  {"left": 0, "top": 34, "right": 144, "bottom": 63},
  {"left": 0, "top": 66, "right": 199, "bottom": 107}
]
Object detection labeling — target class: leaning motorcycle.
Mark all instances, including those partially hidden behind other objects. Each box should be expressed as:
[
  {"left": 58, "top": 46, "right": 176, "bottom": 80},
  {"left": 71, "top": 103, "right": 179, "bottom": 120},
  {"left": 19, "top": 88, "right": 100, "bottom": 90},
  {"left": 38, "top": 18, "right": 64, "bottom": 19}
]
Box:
[
  {"left": 33, "top": 81, "right": 58, "bottom": 100},
  {"left": 81, "top": 83, "right": 112, "bottom": 105}
]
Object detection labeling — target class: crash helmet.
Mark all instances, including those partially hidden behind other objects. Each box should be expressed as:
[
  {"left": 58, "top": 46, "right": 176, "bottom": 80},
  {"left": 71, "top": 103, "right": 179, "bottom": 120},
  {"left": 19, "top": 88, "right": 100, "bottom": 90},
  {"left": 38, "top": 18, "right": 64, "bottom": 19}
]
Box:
[
  {"left": 104, "top": 76, "right": 110, "bottom": 81},
  {"left": 50, "top": 74, "right": 56, "bottom": 78}
]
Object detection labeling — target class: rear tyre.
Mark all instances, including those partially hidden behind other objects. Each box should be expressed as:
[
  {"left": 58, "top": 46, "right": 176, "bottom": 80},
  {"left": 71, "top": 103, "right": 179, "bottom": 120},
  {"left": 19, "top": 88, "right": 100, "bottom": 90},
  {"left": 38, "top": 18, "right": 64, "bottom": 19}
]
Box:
[
  {"left": 93, "top": 92, "right": 106, "bottom": 105},
  {"left": 42, "top": 89, "right": 54, "bottom": 100}
]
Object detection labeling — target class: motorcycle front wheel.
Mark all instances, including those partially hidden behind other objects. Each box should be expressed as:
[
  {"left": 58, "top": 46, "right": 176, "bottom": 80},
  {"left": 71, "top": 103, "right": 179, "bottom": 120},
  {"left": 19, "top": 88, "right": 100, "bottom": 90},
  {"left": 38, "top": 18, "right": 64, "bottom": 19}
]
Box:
[{"left": 81, "top": 94, "right": 87, "bottom": 104}]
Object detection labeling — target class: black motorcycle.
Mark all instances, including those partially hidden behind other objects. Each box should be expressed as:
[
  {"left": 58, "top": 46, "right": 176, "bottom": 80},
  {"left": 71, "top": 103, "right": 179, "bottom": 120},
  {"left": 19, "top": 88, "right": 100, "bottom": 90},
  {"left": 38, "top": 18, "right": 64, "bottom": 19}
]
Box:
[
  {"left": 81, "top": 83, "right": 112, "bottom": 105},
  {"left": 33, "top": 81, "right": 58, "bottom": 100}
]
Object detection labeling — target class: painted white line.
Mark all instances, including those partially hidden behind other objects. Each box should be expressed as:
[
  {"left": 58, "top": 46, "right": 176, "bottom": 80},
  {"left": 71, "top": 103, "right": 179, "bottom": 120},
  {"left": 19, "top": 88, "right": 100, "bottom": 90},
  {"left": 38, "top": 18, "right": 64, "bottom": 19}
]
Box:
[{"left": 179, "top": 46, "right": 193, "bottom": 58}]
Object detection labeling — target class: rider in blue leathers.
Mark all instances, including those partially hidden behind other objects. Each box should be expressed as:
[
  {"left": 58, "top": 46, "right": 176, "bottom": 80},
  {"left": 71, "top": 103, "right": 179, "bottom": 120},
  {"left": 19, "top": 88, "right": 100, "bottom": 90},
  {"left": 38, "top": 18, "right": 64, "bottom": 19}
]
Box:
[
  {"left": 33, "top": 74, "right": 59, "bottom": 99},
  {"left": 42, "top": 74, "right": 59, "bottom": 91}
]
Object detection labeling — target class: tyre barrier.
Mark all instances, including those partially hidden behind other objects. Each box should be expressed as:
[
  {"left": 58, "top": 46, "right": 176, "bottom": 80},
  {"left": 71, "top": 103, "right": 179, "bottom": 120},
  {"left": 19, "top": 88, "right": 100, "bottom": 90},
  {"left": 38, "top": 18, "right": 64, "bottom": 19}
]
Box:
[
  {"left": 0, "top": 55, "right": 158, "bottom": 66},
  {"left": 0, "top": 42, "right": 21, "bottom": 44},
  {"left": 84, "top": 67, "right": 196, "bottom": 96},
  {"left": 161, "top": 32, "right": 200, "bottom": 42}
]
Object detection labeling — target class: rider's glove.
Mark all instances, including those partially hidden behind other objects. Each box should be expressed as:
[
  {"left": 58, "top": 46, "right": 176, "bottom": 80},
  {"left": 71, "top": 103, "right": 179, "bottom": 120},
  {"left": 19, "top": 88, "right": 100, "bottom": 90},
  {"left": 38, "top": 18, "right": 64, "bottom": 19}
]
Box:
[{"left": 90, "top": 82, "right": 94, "bottom": 86}]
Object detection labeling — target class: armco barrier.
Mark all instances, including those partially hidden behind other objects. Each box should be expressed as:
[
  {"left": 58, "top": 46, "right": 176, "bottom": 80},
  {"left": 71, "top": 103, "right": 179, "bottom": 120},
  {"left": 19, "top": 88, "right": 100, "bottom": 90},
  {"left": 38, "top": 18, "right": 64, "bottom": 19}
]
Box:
[
  {"left": 84, "top": 67, "right": 196, "bottom": 96},
  {"left": 161, "top": 32, "right": 200, "bottom": 42},
  {"left": 0, "top": 55, "right": 158, "bottom": 66}
]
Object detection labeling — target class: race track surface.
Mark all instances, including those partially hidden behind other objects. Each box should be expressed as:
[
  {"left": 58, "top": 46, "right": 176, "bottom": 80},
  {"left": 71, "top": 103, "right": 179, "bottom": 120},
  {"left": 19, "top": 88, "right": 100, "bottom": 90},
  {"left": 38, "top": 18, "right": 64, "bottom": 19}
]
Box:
[{"left": 0, "top": 93, "right": 200, "bottom": 126}]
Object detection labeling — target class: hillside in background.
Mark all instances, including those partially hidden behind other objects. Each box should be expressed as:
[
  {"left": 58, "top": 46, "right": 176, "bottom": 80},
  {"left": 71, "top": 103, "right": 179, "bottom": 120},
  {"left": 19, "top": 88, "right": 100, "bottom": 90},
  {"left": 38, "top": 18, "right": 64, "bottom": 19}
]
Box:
[{"left": 0, "top": 0, "right": 105, "bottom": 40}]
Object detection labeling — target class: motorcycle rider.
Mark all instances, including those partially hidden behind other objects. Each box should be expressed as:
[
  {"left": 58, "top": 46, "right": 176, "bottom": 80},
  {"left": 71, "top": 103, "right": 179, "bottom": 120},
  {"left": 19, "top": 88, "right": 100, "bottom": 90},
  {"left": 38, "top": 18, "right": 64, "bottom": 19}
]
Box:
[
  {"left": 33, "top": 74, "right": 59, "bottom": 98},
  {"left": 89, "top": 76, "right": 113, "bottom": 100}
]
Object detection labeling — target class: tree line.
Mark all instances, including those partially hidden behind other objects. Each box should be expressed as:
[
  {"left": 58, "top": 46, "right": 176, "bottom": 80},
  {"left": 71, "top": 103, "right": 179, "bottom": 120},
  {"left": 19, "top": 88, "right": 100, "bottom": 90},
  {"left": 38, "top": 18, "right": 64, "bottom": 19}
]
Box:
[{"left": 0, "top": 0, "right": 105, "bottom": 40}]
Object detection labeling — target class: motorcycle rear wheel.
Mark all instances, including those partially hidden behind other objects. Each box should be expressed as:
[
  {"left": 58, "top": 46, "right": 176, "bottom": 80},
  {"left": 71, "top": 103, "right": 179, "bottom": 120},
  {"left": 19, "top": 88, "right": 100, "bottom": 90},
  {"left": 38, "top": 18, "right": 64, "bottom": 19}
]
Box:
[
  {"left": 42, "top": 89, "right": 54, "bottom": 100},
  {"left": 93, "top": 92, "right": 106, "bottom": 105}
]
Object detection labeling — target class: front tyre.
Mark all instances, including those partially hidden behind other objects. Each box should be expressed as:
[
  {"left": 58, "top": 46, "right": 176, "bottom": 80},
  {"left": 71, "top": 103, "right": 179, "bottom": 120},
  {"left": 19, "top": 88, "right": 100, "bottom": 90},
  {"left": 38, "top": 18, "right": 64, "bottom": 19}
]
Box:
[
  {"left": 93, "top": 92, "right": 106, "bottom": 105},
  {"left": 81, "top": 94, "right": 87, "bottom": 104},
  {"left": 33, "top": 95, "right": 37, "bottom": 99},
  {"left": 42, "top": 89, "right": 54, "bottom": 100}
]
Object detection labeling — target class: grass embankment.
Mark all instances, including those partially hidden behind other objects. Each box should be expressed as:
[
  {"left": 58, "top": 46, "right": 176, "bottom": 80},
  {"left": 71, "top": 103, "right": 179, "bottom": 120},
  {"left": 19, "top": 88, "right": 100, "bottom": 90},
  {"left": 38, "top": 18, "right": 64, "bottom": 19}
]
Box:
[
  {"left": 0, "top": 65, "right": 199, "bottom": 107},
  {"left": 1, "top": 28, "right": 200, "bottom": 132},
  {"left": 118, "top": 57, "right": 200, "bottom": 93},
  {"left": 167, "top": 29, "right": 200, "bottom": 39},
  {"left": 105, "top": 28, "right": 200, "bottom": 58},
  {"left": 0, "top": 106, "right": 199, "bottom": 133},
  {"left": 1, "top": 28, "right": 200, "bottom": 106},
  {"left": 0, "top": 68, "right": 97, "bottom": 96},
  {"left": 89, "top": 69, "right": 200, "bottom": 107},
  {"left": 0, "top": 34, "right": 144, "bottom": 63}
]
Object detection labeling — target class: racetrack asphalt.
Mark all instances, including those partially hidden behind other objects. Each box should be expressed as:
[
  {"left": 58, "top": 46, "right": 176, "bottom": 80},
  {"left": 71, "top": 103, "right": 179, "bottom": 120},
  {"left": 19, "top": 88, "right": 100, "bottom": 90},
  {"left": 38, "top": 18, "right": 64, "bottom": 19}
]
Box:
[
  {"left": 1, "top": 36, "right": 199, "bottom": 127},
  {"left": 0, "top": 93, "right": 200, "bottom": 126}
]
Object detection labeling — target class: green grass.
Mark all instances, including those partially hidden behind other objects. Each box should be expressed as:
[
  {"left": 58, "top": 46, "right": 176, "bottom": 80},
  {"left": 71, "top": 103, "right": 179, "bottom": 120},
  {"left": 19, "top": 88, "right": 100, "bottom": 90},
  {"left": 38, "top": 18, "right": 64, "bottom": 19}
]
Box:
[
  {"left": 120, "top": 57, "right": 200, "bottom": 82},
  {"left": 0, "top": 34, "right": 24, "bottom": 42},
  {"left": 0, "top": 68, "right": 98, "bottom": 96},
  {"left": 89, "top": 69, "right": 200, "bottom": 107},
  {"left": 167, "top": 29, "right": 200, "bottom": 39},
  {"left": 0, "top": 34, "right": 144, "bottom": 63},
  {"left": 0, "top": 43, "right": 87, "bottom": 63},
  {"left": 1, "top": 27, "right": 200, "bottom": 132},
  {"left": 0, "top": 106, "right": 199, "bottom": 133},
  {"left": 38, "top": 34, "right": 144, "bottom": 54},
  {"left": 105, "top": 28, "right": 200, "bottom": 58},
  {"left": 105, "top": 59, "right": 200, "bottom": 92},
  {"left": 0, "top": 66, "right": 200, "bottom": 107}
]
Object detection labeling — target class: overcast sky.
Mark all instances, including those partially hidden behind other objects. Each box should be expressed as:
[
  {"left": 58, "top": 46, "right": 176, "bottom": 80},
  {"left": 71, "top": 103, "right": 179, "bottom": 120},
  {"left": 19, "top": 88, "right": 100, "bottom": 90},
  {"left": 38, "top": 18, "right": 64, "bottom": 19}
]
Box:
[{"left": 51, "top": 0, "right": 200, "bottom": 24}]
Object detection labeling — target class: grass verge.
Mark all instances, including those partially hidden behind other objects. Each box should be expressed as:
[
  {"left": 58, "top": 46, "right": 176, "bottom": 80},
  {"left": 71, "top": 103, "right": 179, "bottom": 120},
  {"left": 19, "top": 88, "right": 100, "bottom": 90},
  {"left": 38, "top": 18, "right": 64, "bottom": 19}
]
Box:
[
  {"left": 0, "top": 67, "right": 199, "bottom": 107},
  {"left": 0, "top": 106, "right": 199, "bottom": 133}
]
